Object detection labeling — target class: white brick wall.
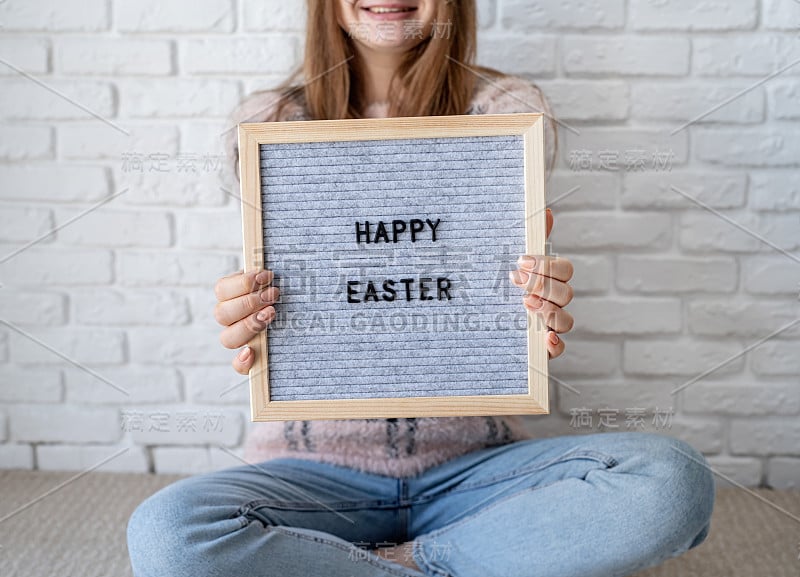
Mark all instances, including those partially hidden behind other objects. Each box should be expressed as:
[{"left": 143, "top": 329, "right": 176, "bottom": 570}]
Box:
[{"left": 0, "top": 0, "right": 798, "bottom": 487}]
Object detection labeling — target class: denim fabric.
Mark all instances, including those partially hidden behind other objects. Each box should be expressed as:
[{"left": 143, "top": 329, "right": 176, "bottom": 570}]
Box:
[{"left": 127, "top": 431, "right": 715, "bottom": 577}]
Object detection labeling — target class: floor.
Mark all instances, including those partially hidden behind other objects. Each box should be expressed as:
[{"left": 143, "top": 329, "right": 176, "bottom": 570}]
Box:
[{"left": 0, "top": 470, "right": 798, "bottom": 576}]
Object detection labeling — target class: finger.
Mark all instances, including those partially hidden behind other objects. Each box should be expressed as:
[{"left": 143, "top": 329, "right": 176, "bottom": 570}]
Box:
[
  {"left": 516, "top": 255, "right": 573, "bottom": 282},
  {"left": 509, "top": 269, "right": 573, "bottom": 308},
  {"left": 523, "top": 295, "right": 574, "bottom": 333},
  {"left": 546, "top": 330, "right": 565, "bottom": 359},
  {"left": 214, "top": 286, "right": 280, "bottom": 327},
  {"left": 545, "top": 208, "right": 553, "bottom": 239},
  {"left": 219, "top": 306, "right": 276, "bottom": 349},
  {"left": 232, "top": 346, "right": 255, "bottom": 375},
  {"left": 215, "top": 269, "right": 274, "bottom": 302}
]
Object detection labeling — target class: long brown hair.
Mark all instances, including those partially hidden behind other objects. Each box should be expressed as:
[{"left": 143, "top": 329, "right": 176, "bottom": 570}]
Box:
[{"left": 269, "top": 0, "right": 504, "bottom": 120}]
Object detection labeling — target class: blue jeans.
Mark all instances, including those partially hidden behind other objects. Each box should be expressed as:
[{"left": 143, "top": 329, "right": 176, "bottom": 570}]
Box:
[{"left": 127, "top": 431, "right": 715, "bottom": 577}]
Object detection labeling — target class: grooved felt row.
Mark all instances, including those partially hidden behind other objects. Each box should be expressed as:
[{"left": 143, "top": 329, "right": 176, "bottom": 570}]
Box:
[{"left": 260, "top": 135, "right": 530, "bottom": 401}]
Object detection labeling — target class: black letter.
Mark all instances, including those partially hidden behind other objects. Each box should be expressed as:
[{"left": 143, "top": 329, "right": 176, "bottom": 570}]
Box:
[
  {"left": 374, "top": 221, "right": 389, "bottom": 243},
  {"left": 382, "top": 279, "right": 397, "bottom": 301},
  {"left": 399, "top": 278, "right": 415, "bottom": 301},
  {"left": 355, "top": 221, "right": 371, "bottom": 244},
  {"left": 419, "top": 277, "right": 433, "bottom": 300},
  {"left": 347, "top": 280, "right": 360, "bottom": 303},
  {"left": 364, "top": 281, "right": 380, "bottom": 302},
  {"left": 410, "top": 219, "right": 424, "bottom": 242},
  {"left": 391, "top": 220, "right": 406, "bottom": 243},
  {"left": 426, "top": 218, "right": 441, "bottom": 242}
]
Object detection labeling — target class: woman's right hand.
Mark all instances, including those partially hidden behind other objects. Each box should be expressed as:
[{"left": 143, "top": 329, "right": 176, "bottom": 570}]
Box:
[{"left": 214, "top": 269, "right": 279, "bottom": 375}]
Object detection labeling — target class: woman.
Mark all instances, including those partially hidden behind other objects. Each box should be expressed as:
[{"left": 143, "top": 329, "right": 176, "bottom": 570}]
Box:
[{"left": 127, "top": 2, "right": 715, "bottom": 576}]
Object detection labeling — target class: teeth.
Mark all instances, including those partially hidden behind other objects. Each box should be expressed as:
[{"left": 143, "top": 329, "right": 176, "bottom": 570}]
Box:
[{"left": 368, "top": 7, "right": 412, "bottom": 13}]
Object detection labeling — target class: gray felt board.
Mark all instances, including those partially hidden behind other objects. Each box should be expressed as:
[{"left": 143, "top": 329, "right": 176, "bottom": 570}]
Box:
[{"left": 260, "top": 134, "right": 529, "bottom": 401}]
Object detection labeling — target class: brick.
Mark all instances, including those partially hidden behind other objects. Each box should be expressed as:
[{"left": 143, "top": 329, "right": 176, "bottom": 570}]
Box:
[
  {"left": 683, "top": 379, "right": 800, "bottom": 416},
  {"left": 128, "top": 406, "right": 242, "bottom": 446},
  {"left": 0, "top": 331, "right": 6, "bottom": 362},
  {"left": 565, "top": 255, "right": 611, "bottom": 294},
  {"left": 617, "top": 256, "right": 737, "bottom": 293},
  {"left": 184, "top": 288, "right": 220, "bottom": 329},
  {"left": 680, "top": 212, "right": 761, "bottom": 253},
  {"left": 116, "top": 167, "right": 229, "bottom": 207},
  {"left": 9, "top": 405, "right": 120, "bottom": 443},
  {"left": 9, "top": 328, "right": 125, "bottom": 365},
  {"left": 72, "top": 289, "right": 190, "bottom": 326},
  {"left": 689, "top": 300, "right": 800, "bottom": 338},
  {"left": 182, "top": 366, "right": 250, "bottom": 404},
  {"left": 694, "top": 129, "right": 800, "bottom": 167},
  {"left": 128, "top": 328, "right": 232, "bottom": 365},
  {"left": 693, "top": 36, "right": 800, "bottom": 77},
  {"left": 179, "top": 120, "right": 228, "bottom": 154},
  {"left": 0, "top": 247, "right": 113, "bottom": 286},
  {"left": 0, "top": 291, "right": 66, "bottom": 325},
  {"left": 706, "top": 456, "right": 762, "bottom": 488},
  {"left": 116, "top": 0, "right": 234, "bottom": 32},
  {"left": 622, "top": 172, "right": 746, "bottom": 209},
  {"left": 477, "top": 36, "right": 557, "bottom": 76},
  {"left": 767, "top": 457, "right": 800, "bottom": 489},
  {"left": 56, "top": 38, "right": 172, "bottom": 75},
  {"left": 0, "top": 80, "right": 114, "bottom": 121},
  {"left": 0, "top": 125, "right": 52, "bottom": 161},
  {"left": 64, "top": 366, "right": 182, "bottom": 404},
  {"left": 0, "top": 412, "right": 6, "bottom": 442},
  {"left": 152, "top": 446, "right": 212, "bottom": 474},
  {"left": 743, "top": 256, "right": 800, "bottom": 295},
  {"left": 0, "top": 0, "right": 108, "bottom": 31},
  {"left": 181, "top": 38, "right": 297, "bottom": 74},
  {"left": 763, "top": 0, "right": 800, "bottom": 30},
  {"left": 558, "top": 380, "right": 674, "bottom": 416},
  {"left": 751, "top": 342, "right": 800, "bottom": 376},
  {"left": 769, "top": 81, "right": 800, "bottom": 120},
  {"left": 0, "top": 37, "right": 49, "bottom": 74},
  {"left": 750, "top": 171, "right": 800, "bottom": 210},
  {"left": 759, "top": 214, "right": 800, "bottom": 250},
  {"left": 665, "top": 417, "right": 725, "bottom": 454},
  {"left": 54, "top": 208, "right": 173, "bottom": 248},
  {"left": 477, "top": 0, "right": 497, "bottom": 29},
  {"left": 0, "top": 444, "right": 34, "bottom": 469},
  {"left": 631, "top": 82, "right": 764, "bottom": 124},
  {"left": 0, "top": 206, "right": 53, "bottom": 243},
  {"left": 0, "top": 368, "right": 62, "bottom": 402},
  {"left": 521, "top": 413, "right": 581, "bottom": 439},
  {"left": 730, "top": 418, "right": 800, "bottom": 455},
  {"left": 549, "top": 339, "right": 618, "bottom": 377},
  {"left": 564, "top": 128, "right": 688, "bottom": 170},
  {"left": 539, "top": 81, "right": 629, "bottom": 121},
  {"left": 567, "top": 297, "right": 681, "bottom": 336},
  {"left": 37, "top": 443, "right": 149, "bottom": 472},
  {"left": 563, "top": 36, "right": 689, "bottom": 76},
  {"left": 547, "top": 171, "right": 618, "bottom": 209},
  {"left": 501, "top": 0, "right": 624, "bottom": 30},
  {"left": 117, "top": 251, "right": 238, "bottom": 287},
  {"left": 176, "top": 211, "right": 241, "bottom": 250},
  {"left": 623, "top": 340, "right": 745, "bottom": 377},
  {"left": 243, "top": 0, "right": 306, "bottom": 31},
  {"left": 549, "top": 212, "right": 672, "bottom": 250},
  {"left": 59, "top": 123, "right": 179, "bottom": 160},
  {"left": 630, "top": 0, "right": 757, "bottom": 31},
  {"left": 120, "top": 80, "right": 240, "bottom": 118},
  {"left": 0, "top": 165, "right": 110, "bottom": 202}
]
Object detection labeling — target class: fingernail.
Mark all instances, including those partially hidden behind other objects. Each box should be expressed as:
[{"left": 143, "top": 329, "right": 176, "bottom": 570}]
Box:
[
  {"left": 238, "top": 347, "right": 251, "bottom": 361},
  {"left": 548, "top": 332, "right": 560, "bottom": 345},
  {"left": 255, "top": 270, "right": 270, "bottom": 284},
  {"left": 257, "top": 307, "right": 272, "bottom": 322},
  {"left": 259, "top": 288, "right": 274, "bottom": 303},
  {"left": 509, "top": 270, "right": 530, "bottom": 285},
  {"left": 524, "top": 294, "right": 544, "bottom": 309},
  {"left": 518, "top": 255, "right": 536, "bottom": 270}
]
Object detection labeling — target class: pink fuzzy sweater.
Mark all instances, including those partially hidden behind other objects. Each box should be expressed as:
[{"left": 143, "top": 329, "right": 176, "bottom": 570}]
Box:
[{"left": 225, "top": 72, "right": 556, "bottom": 478}]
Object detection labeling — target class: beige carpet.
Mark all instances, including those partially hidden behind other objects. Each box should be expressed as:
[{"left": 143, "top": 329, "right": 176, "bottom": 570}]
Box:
[{"left": 0, "top": 470, "right": 798, "bottom": 576}]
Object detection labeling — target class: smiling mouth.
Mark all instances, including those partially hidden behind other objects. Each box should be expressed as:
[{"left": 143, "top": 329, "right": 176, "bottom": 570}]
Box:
[{"left": 362, "top": 6, "right": 418, "bottom": 14}]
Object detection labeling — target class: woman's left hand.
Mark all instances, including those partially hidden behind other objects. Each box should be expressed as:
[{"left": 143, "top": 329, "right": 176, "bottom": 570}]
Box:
[{"left": 509, "top": 208, "right": 574, "bottom": 359}]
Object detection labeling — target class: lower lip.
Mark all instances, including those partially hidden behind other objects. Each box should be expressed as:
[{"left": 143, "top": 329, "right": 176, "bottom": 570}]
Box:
[{"left": 361, "top": 7, "right": 418, "bottom": 20}]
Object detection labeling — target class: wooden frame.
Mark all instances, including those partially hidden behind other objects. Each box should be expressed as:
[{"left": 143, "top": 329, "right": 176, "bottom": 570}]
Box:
[{"left": 238, "top": 113, "right": 548, "bottom": 421}]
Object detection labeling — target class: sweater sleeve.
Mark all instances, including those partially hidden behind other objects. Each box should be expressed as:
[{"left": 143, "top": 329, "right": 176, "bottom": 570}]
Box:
[{"left": 475, "top": 75, "right": 558, "bottom": 180}]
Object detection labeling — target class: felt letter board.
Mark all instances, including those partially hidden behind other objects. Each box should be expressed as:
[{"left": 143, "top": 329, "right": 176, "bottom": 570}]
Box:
[{"left": 238, "top": 113, "right": 548, "bottom": 421}]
